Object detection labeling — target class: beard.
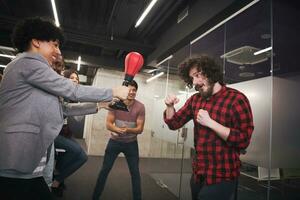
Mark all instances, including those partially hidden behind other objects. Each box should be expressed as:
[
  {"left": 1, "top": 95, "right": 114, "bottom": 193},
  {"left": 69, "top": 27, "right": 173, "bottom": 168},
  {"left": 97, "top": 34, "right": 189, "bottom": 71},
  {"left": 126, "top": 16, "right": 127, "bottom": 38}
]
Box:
[{"left": 195, "top": 82, "right": 214, "bottom": 100}]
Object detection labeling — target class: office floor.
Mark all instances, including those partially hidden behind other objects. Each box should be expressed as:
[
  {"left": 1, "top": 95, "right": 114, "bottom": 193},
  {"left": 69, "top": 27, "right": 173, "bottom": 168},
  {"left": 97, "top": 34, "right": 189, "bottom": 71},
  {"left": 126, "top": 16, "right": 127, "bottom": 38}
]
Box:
[
  {"left": 52, "top": 155, "right": 300, "bottom": 200},
  {"left": 53, "top": 156, "right": 178, "bottom": 200}
]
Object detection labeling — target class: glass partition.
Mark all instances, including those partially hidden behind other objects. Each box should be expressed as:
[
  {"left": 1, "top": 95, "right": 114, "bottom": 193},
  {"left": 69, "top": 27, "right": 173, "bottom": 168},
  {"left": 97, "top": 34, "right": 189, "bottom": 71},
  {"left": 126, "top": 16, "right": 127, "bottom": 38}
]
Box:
[
  {"left": 189, "top": 1, "right": 276, "bottom": 199},
  {"left": 146, "top": 44, "right": 192, "bottom": 199},
  {"left": 224, "top": 1, "right": 272, "bottom": 199},
  {"left": 145, "top": 1, "right": 300, "bottom": 199},
  {"left": 270, "top": 1, "right": 300, "bottom": 199},
  {"left": 85, "top": 1, "right": 300, "bottom": 199}
]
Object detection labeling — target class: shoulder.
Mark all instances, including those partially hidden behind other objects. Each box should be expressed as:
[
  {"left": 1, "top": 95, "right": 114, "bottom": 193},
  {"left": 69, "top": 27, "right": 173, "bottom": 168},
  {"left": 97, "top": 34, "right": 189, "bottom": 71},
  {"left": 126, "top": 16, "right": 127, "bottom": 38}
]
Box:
[
  {"left": 186, "top": 92, "right": 201, "bottom": 105},
  {"left": 18, "top": 52, "right": 49, "bottom": 65},
  {"left": 131, "top": 100, "right": 145, "bottom": 117},
  {"left": 11, "top": 53, "right": 50, "bottom": 73},
  {"left": 225, "top": 86, "right": 249, "bottom": 100},
  {"left": 190, "top": 92, "right": 199, "bottom": 99},
  {"left": 225, "top": 86, "right": 251, "bottom": 108},
  {"left": 134, "top": 99, "right": 145, "bottom": 109},
  {"left": 24, "top": 54, "right": 49, "bottom": 69}
]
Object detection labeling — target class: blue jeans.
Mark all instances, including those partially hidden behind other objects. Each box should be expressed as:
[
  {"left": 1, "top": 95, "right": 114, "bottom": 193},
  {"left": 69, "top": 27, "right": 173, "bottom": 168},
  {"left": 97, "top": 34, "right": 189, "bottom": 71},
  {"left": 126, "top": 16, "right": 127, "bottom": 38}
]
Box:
[
  {"left": 190, "top": 174, "right": 238, "bottom": 200},
  {"left": 54, "top": 135, "right": 88, "bottom": 183},
  {"left": 92, "top": 139, "right": 141, "bottom": 200}
]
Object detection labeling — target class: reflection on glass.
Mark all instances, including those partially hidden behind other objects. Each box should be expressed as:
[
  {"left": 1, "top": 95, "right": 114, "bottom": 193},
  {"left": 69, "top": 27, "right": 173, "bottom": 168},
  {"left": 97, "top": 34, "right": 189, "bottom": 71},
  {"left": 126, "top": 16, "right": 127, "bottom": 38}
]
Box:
[{"left": 224, "top": 0, "right": 272, "bottom": 84}]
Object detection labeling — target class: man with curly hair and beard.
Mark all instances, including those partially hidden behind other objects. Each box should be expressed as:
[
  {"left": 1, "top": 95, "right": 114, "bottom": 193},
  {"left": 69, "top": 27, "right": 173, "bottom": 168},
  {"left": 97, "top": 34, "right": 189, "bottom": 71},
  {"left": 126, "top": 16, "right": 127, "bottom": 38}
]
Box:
[
  {"left": 0, "top": 17, "right": 128, "bottom": 199},
  {"left": 164, "top": 55, "right": 254, "bottom": 200}
]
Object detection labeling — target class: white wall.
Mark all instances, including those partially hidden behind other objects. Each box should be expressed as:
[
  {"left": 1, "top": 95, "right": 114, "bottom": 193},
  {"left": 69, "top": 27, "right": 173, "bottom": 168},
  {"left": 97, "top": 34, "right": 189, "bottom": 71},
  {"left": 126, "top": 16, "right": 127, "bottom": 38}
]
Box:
[{"left": 230, "top": 74, "right": 300, "bottom": 169}]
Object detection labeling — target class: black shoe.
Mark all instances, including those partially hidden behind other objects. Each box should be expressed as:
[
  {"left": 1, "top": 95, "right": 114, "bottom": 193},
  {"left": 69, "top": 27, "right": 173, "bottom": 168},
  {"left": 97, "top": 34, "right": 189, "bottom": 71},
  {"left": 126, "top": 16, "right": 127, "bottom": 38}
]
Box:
[
  {"left": 51, "top": 186, "right": 63, "bottom": 197},
  {"left": 60, "top": 181, "right": 66, "bottom": 190}
]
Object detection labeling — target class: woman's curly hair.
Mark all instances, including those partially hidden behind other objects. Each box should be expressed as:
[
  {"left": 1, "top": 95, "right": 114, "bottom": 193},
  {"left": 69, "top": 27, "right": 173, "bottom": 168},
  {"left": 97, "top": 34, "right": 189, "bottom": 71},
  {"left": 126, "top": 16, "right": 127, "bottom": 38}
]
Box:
[
  {"left": 178, "top": 55, "right": 224, "bottom": 88},
  {"left": 11, "top": 17, "right": 64, "bottom": 52}
]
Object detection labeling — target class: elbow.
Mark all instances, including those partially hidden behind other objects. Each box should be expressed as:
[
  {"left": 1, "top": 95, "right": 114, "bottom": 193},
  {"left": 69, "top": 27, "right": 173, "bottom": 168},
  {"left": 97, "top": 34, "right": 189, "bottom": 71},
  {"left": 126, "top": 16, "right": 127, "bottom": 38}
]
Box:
[
  {"left": 167, "top": 124, "right": 178, "bottom": 130},
  {"left": 169, "top": 127, "right": 177, "bottom": 131},
  {"left": 137, "top": 127, "right": 144, "bottom": 134},
  {"left": 241, "top": 139, "right": 251, "bottom": 149},
  {"left": 236, "top": 137, "right": 251, "bottom": 150},
  {"left": 164, "top": 120, "right": 181, "bottom": 130}
]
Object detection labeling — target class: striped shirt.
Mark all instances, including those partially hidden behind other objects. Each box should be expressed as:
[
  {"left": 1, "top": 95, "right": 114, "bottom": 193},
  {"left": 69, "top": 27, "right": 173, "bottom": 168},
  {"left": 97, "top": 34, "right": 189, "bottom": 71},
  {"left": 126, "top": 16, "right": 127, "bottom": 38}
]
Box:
[
  {"left": 110, "top": 99, "right": 145, "bottom": 143},
  {"left": 164, "top": 86, "right": 254, "bottom": 185}
]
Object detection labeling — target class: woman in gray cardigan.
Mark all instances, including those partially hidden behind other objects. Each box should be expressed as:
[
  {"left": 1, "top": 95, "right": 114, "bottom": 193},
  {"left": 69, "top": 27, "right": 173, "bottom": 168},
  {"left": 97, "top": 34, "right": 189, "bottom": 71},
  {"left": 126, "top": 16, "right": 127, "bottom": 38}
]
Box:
[{"left": 0, "top": 17, "right": 128, "bottom": 200}]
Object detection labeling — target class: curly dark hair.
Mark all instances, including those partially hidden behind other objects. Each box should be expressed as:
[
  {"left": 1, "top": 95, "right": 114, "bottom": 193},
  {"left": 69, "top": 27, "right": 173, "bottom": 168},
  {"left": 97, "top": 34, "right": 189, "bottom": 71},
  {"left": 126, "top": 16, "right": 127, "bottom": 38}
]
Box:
[
  {"left": 178, "top": 55, "right": 224, "bottom": 88},
  {"left": 11, "top": 17, "right": 64, "bottom": 52}
]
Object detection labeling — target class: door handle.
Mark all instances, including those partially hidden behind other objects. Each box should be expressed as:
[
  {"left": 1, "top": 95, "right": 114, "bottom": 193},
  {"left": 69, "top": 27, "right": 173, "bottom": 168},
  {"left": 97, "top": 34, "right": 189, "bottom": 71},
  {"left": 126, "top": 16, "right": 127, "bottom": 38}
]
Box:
[
  {"left": 176, "top": 127, "right": 188, "bottom": 145},
  {"left": 181, "top": 127, "right": 187, "bottom": 141}
]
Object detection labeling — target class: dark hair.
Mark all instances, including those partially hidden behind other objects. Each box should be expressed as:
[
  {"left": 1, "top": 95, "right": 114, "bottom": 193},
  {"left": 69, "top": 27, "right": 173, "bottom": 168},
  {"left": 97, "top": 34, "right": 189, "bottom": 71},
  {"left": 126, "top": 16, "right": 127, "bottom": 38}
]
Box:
[
  {"left": 178, "top": 55, "right": 224, "bottom": 88},
  {"left": 11, "top": 17, "right": 64, "bottom": 52},
  {"left": 63, "top": 69, "right": 79, "bottom": 80},
  {"left": 0, "top": 73, "right": 2, "bottom": 83},
  {"left": 128, "top": 80, "right": 138, "bottom": 90}
]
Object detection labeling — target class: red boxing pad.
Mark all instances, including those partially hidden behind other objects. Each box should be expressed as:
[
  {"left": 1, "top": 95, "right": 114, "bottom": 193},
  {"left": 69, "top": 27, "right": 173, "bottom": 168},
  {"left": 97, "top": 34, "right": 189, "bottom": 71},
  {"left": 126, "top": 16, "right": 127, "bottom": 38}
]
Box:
[{"left": 125, "top": 52, "right": 144, "bottom": 77}]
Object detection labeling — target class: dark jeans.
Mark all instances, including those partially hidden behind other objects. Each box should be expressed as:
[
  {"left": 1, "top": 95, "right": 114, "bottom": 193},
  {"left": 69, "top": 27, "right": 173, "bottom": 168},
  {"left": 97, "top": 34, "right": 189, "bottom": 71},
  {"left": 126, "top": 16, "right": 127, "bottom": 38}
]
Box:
[
  {"left": 92, "top": 139, "right": 141, "bottom": 200},
  {"left": 0, "top": 176, "right": 52, "bottom": 200},
  {"left": 54, "top": 135, "right": 88, "bottom": 183},
  {"left": 190, "top": 174, "right": 238, "bottom": 200}
]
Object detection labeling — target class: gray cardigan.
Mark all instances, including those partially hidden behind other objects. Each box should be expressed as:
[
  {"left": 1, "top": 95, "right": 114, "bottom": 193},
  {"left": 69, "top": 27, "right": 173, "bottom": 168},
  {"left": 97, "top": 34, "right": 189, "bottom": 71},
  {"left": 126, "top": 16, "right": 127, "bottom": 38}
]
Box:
[{"left": 0, "top": 52, "right": 111, "bottom": 175}]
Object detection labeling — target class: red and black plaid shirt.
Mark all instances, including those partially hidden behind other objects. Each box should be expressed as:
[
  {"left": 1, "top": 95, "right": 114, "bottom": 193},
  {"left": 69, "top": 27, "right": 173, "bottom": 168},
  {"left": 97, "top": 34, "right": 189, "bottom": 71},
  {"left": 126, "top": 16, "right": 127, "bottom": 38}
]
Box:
[{"left": 164, "top": 86, "right": 254, "bottom": 185}]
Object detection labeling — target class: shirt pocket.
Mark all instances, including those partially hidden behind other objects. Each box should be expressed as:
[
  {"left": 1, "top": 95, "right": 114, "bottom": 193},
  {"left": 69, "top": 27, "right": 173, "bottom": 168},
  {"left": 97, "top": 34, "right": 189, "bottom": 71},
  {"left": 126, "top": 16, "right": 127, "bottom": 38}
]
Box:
[{"left": 5, "top": 124, "right": 40, "bottom": 134}]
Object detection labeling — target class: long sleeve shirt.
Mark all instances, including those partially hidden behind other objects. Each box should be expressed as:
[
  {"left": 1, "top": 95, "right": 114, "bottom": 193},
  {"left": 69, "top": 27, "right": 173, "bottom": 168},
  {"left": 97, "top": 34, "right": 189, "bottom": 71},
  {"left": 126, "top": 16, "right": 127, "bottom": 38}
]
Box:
[{"left": 164, "top": 86, "right": 254, "bottom": 185}]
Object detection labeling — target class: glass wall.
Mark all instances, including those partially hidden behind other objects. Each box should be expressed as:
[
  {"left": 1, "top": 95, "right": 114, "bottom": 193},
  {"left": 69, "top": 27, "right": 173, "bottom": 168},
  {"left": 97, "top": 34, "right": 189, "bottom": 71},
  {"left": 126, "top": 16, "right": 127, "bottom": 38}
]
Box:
[
  {"left": 270, "top": 0, "right": 300, "bottom": 199},
  {"left": 190, "top": 2, "right": 272, "bottom": 199},
  {"left": 145, "top": 1, "right": 272, "bottom": 199},
  {"left": 85, "top": 1, "right": 300, "bottom": 199},
  {"left": 224, "top": 1, "right": 272, "bottom": 200},
  {"left": 185, "top": 0, "right": 300, "bottom": 199},
  {"left": 146, "top": 44, "right": 193, "bottom": 200}
]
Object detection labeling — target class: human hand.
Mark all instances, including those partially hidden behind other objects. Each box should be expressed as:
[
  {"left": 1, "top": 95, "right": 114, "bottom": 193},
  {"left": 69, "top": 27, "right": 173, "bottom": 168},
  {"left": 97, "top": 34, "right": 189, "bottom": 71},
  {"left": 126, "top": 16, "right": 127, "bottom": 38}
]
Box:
[
  {"left": 117, "top": 127, "right": 127, "bottom": 134},
  {"left": 196, "top": 109, "right": 212, "bottom": 127},
  {"left": 97, "top": 102, "right": 111, "bottom": 111},
  {"left": 164, "top": 94, "right": 179, "bottom": 108},
  {"left": 112, "top": 86, "right": 129, "bottom": 100}
]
